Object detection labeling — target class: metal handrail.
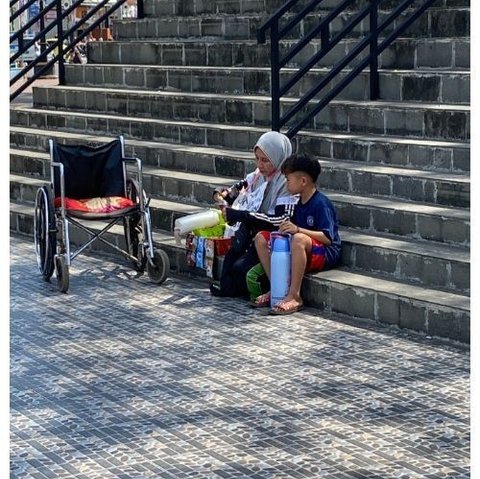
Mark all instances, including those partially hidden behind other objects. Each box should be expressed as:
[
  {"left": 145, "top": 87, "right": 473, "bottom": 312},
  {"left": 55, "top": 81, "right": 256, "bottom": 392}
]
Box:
[
  {"left": 258, "top": 0, "right": 437, "bottom": 138},
  {"left": 10, "top": 0, "right": 144, "bottom": 102}
]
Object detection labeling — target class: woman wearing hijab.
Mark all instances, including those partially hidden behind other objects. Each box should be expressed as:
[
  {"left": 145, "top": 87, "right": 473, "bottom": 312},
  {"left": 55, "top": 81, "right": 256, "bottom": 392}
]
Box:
[{"left": 210, "top": 131, "right": 297, "bottom": 297}]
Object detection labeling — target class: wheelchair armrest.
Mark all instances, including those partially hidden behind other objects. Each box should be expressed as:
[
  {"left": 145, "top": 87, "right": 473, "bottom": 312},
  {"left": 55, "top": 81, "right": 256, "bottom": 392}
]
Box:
[
  {"left": 122, "top": 157, "right": 146, "bottom": 207},
  {"left": 122, "top": 156, "right": 142, "bottom": 166},
  {"left": 122, "top": 156, "right": 142, "bottom": 179}
]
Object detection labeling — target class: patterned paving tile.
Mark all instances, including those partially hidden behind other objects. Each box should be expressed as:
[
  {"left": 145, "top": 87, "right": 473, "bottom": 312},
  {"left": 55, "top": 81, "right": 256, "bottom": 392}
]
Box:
[{"left": 10, "top": 235, "right": 470, "bottom": 478}]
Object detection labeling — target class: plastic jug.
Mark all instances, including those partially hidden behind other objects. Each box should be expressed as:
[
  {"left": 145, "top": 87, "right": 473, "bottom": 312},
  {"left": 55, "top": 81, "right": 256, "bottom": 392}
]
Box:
[
  {"left": 270, "top": 232, "right": 291, "bottom": 307},
  {"left": 174, "top": 209, "right": 220, "bottom": 243}
]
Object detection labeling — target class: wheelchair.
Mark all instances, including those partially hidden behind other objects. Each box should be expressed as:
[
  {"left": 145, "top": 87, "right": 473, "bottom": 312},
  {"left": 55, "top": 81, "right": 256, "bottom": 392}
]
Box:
[{"left": 34, "top": 135, "right": 170, "bottom": 293}]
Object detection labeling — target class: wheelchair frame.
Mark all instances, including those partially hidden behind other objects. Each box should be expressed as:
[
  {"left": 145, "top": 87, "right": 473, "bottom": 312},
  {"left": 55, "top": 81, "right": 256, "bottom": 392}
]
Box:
[{"left": 34, "top": 135, "right": 170, "bottom": 292}]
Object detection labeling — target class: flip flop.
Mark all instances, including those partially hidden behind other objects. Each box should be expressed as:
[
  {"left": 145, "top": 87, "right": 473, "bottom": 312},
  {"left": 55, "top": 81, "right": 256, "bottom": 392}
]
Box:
[
  {"left": 269, "top": 299, "right": 304, "bottom": 315},
  {"left": 251, "top": 292, "right": 271, "bottom": 308}
]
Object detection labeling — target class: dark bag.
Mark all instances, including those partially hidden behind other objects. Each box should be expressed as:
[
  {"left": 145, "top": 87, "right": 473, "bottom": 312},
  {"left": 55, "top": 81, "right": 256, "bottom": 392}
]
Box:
[
  {"left": 230, "top": 222, "right": 253, "bottom": 254},
  {"left": 216, "top": 241, "right": 259, "bottom": 297}
]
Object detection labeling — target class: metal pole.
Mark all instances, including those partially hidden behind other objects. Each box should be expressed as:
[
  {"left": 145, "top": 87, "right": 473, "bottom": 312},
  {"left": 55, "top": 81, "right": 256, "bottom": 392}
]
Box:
[
  {"left": 137, "top": 0, "right": 144, "bottom": 19},
  {"left": 369, "top": 0, "right": 379, "bottom": 100},
  {"left": 270, "top": 21, "right": 280, "bottom": 131},
  {"left": 56, "top": 0, "right": 65, "bottom": 84},
  {"left": 39, "top": 0, "right": 46, "bottom": 57}
]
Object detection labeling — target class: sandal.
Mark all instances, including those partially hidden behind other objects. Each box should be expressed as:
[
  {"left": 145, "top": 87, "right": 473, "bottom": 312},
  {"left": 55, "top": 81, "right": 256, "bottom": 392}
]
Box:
[
  {"left": 269, "top": 299, "right": 304, "bottom": 315},
  {"left": 251, "top": 291, "right": 270, "bottom": 308}
]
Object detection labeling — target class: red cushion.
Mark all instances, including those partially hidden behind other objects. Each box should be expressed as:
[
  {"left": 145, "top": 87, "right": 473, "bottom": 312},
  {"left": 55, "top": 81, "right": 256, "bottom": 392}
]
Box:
[{"left": 54, "top": 196, "right": 135, "bottom": 213}]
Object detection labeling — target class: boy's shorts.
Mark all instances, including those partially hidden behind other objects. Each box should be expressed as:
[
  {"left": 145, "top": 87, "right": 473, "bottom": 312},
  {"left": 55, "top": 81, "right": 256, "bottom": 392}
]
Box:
[{"left": 259, "top": 231, "right": 326, "bottom": 273}]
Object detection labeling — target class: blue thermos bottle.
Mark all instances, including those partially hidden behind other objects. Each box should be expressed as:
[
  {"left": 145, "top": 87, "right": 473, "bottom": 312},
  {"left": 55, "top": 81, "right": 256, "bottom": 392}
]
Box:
[{"left": 270, "top": 232, "right": 291, "bottom": 307}]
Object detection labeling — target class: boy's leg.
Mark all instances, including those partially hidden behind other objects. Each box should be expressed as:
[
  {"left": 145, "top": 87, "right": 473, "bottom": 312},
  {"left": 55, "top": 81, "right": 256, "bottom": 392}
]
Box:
[
  {"left": 270, "top": 233, "right": 320, "bottom": 314},
  {"left": 286, "top": 233, "right": 312, "bottom": 303},
  {"left": 246, "top": 263, "right": 267, "bottom": 301}
]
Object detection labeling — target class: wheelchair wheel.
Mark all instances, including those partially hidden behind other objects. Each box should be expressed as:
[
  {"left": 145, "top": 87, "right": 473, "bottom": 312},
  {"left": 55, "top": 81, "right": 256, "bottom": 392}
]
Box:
[
  {"left": 124, "top": 179, "right": 147, "bottom": 271},
  {"left": 147, "top": 249, "right": 170, "bottom": 285},
  {"left": 34, "top": 186, "right": 57, "bottom": 280},
  {"left": 55, "top": 254, "right": 69, "bottom": 293}
]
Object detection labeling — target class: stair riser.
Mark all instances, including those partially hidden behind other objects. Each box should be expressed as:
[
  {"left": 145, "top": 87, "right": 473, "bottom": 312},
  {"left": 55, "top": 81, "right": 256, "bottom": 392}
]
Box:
[
  {"left": 32, "top": 89, "right": 470, "bottom": 141},
  {"left": 10, "top": 176, "right": 469, "bottom": 247},
  {"left": 113, "top": 9, "right": 469, "bottom": 41},
  {"left": 336, "top": 202, "right": 469, "bottom": 246},
  {"left": 10, "top": 150, "right": 469, "bottom": 208},
  {"left": 87, "top": 38, "right": 470, "bottom": 69},
  {"left": 302, "top": 279, "right": 469, "bottom": 343},
  {"left": 343, "top": 243, "right": 469, "bottom": 294},
  {"left": 144, "top": 0, "right": 469, "bottom": 17},
  {"left": 296, "top": 136, "right": 470, "bottom": 173},
  {"left": 318, "top": 169, "right": 469, "bottom": 208},
  {"left": 9, "top": 215, "right": 470, "bottom": 343},
  {"left": 65, "top": 65, "right": 470, "bottom": 104},
  {"left": 10, "top": 115, "right": 470, "bottom": 173}
]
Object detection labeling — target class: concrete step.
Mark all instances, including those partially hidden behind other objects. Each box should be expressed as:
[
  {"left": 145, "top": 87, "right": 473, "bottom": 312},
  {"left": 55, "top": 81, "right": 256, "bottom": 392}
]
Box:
[
  {"left": 317, "top": 159, "right": 469, "bottom": 208},
  {"left": 10, "top": 147, "right": 469, "bottom": 208},
  {"left": 65, "top": 64, "right": 470, "bottom": 105},
  {"left": 143, "top": 0, "right": 469, "bottom": 17},
  {"left": 10, "top": 116, "right": 470, "bottom": 173},
  {"left": 31, "top": 85, "right": 470, "bottom": 141},
  {"left": 10, "top": 201, "right": 470, "bottom": 343},
  {"left": 112, "top": 8, "right": 469, "bottom": 41},
  {"left": 87, "top": 37, "right": 469, "bottom": 70},
  {"left": 9, "top": 182, "right": 469, "bottom": 294},
  {"left": 9, "top": 168, "right": 469, "bottom": 246}
]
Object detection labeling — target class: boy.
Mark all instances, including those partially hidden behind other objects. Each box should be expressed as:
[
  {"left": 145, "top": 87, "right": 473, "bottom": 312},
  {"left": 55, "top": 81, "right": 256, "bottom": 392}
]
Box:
[{"left": 252, "top": 153, "right": 341, "bottom": 314}]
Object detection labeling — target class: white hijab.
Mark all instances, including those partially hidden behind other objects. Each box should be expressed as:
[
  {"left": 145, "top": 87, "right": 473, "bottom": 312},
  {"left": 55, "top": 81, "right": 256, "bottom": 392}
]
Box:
[{"left": 254, "top": 131, "right": 293, "bottom": 214}]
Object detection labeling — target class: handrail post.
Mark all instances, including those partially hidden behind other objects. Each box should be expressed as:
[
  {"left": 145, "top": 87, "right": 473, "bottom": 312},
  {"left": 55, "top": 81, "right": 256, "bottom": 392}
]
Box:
[
  {"left": 270, "top": 20, "right": 281, "bottom": 131},
  {"left": 39, "top": 0, "right": 45, "bottom": 49},
  {"left": 369, "top": 0, "right": 379, "bottom": 100},
  {"left": 56, "top": 0, "right": 65, "bottom": 85},
  {"left": 137, "top": 0, "right": 144, "bottom": 19}
]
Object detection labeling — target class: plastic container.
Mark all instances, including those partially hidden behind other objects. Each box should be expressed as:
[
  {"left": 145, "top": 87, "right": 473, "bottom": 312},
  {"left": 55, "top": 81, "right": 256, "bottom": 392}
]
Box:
[
  {"left": 270, "top": 232, "right": 291, "bottom": 307},
  {"left": 174, "top": 209, "right": 220, "bottom": 243}
]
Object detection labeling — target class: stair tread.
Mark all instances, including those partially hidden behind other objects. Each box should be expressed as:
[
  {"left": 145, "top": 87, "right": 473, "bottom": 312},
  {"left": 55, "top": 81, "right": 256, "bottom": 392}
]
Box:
[
  {"left": 70, "top": 64, "right": 471, "bottom": 76},
  {"left": 34, "top": 84, "right": 471, "bottom": 112},
  {"left": 10, "top": 122, "right": 470, "bottom": 149},
  {"left": 120, "top": 6, "right": 470, "bottom": 20},
  {"left": 97, "top": 37, "right": 469, "bottom": 44},
  {"left": 317, "top": 158, "right": 470, "bottom": 182},
  {"left": 9, "top": 200, "right": 469, "bottom": 311},
  {"left": 10, "top": 147, "right": 470, "bottom": 184},
  {"left": 10, "top": 170, "right": 470, "bottom": 222}
]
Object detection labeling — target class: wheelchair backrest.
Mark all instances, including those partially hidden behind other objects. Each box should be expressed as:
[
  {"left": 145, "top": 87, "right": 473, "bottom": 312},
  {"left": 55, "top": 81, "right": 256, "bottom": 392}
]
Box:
[{"left": 50, "top": 137, "right": 125, "bottom": 199}]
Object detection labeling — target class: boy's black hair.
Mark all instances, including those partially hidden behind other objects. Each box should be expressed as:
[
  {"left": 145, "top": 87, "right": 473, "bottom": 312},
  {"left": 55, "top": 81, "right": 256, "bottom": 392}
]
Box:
[{"left": 281, "top": 153, "right": 321, "bottom": 182}]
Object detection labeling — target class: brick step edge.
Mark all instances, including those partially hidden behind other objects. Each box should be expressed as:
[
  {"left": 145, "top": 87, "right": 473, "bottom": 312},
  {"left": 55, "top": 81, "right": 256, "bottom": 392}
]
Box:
[{"left": 10, "top": 203, "right": 469, "bottom": 344}]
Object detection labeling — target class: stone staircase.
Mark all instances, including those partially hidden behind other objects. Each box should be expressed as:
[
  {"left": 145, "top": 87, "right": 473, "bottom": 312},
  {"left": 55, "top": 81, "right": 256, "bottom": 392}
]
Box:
[{"left": 10, "top": 0, "right": 470, "bottom": 343}]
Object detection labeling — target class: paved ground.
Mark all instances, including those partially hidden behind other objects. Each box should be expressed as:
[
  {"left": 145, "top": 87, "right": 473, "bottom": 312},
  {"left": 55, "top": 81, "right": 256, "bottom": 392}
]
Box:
[{"left": 10, "top": 233, "right": 470, "bottom": 479}]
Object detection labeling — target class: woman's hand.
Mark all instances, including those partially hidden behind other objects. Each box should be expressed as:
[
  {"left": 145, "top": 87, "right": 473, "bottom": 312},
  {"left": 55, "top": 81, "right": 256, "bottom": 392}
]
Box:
[
  {"left": 213, "top": 191, "right": 229, "bottom": 205},
  {"left": 279, "top": 219, "right": 299, "bottom": 234},
  {"left": 218, "top": 204, "right": 228, "bottom": 220}
]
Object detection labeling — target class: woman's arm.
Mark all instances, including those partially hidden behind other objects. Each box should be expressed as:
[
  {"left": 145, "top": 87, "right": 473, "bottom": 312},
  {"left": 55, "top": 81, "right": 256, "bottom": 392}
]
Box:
[{"left": 212, "top": 179, "right": 248, "bottom": 205}]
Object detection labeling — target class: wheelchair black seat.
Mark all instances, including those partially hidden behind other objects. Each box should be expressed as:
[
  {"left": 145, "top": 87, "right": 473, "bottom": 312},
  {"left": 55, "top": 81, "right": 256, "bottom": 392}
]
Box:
[{"left": 33, "top": 135, "right": 170, "bottom": 293}]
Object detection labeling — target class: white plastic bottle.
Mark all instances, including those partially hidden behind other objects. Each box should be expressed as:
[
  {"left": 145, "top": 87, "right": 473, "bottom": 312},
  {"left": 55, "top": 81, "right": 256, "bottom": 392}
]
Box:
[
  {"left": 174, "top": 209, "right": 220, "bottom": 243},
  {"left": 270, "top": 232, "right": 291, "bottom": 307}
]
